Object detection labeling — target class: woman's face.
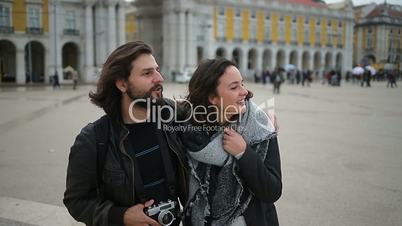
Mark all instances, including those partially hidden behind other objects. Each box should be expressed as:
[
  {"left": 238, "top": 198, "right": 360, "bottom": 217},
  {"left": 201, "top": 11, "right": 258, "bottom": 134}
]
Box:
[{"left": 209, "top": 65, "right": 248, "bottom": 122}]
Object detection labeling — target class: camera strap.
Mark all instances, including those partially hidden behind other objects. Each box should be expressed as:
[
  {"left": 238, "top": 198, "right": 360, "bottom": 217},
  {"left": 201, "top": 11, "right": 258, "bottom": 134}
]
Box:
[{"left": 127, "top": 130, "right": 177, "bottom": 204}]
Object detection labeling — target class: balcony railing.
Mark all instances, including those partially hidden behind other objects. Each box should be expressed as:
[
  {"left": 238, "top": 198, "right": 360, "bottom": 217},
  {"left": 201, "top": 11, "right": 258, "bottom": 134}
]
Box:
[
  {"left": 233, "top": 38, "right": 242, "bottom": 43},
  {"left": 216, "top": 37, "right": 226, "bottom": 42},
  {"left": 264, "top": 40, "right": 272, "bottom": 44},
  {"left": 0, "top": 26, "right": 14, "bottom": 34},
  {"left": 26, "top": 27, "right": 43, "bottom": 35},
  {"left": 277, "top": 40, "right": 286, "bottom": 45},
  {"left": 326, "top": 43, "right": 333, "bottom": 48},
  {"left": 337, "top": 44, "right": 343, "bottom": 48},
  {"left": 303, "top": 42, "right": 310, "bottom": 47},
  {"left": 249, "top": 38, "right": 257, "bottom": 43},
  {"left": 63, "top": 28, "right": 80, "bottom": 36}
]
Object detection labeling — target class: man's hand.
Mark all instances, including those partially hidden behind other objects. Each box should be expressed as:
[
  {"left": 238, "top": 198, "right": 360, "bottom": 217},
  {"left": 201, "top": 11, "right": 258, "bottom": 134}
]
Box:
[
  {"left": 123, "top": 199, "right": 160, "bottom": 226},
  {"left": 223, "top": 128, "right": 247, "bottom": 156}
]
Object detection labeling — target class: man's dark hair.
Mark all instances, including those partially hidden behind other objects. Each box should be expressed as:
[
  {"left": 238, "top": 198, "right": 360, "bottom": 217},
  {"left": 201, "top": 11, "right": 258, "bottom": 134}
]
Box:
[
  {"left": 89, "top": 41, "right": 153, "bottom": 120},
  {"left": 185, "top": 58, "right": 253, "bottom": 125}
]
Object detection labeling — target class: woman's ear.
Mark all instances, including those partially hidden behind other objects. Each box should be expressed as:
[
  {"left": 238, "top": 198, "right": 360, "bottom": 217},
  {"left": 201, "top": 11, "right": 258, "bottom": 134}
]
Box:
[
  {"left": 115, "top": 78, "right": 127, "bottom": 93},
  {"left": 208, "top": 94, "right": 218, "bottom": 106}
]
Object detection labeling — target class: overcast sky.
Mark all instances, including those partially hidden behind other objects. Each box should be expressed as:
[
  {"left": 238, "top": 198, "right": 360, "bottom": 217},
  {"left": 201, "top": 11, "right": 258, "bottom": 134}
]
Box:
[{"left": 324, "top": 0, "right": 401, "bottom": 6}]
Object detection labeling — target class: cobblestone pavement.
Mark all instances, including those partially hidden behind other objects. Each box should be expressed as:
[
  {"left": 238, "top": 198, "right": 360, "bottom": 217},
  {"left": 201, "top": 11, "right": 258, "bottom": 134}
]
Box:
[{"left": 0, "top": 82, "right": 401, "bottom": 225}]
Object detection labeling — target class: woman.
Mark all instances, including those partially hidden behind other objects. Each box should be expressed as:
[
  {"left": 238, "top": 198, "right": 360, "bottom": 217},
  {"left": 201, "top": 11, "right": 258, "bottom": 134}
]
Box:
[{"left": 180, "top": 58, "right": 282, "bottom": 226}]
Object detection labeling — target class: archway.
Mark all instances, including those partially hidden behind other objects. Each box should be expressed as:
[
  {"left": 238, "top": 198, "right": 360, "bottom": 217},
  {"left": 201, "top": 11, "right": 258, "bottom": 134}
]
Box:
[
  {"left": 276, "top": 49, "right": 285, "bottom": 68},
  {"left": 25, "top": 41, "right": 45, "bottom": 83},
  {"left": 248, "top": 48, "right": 257, "bottom": 70},
  {"left": 289, "top": 50, "right": 298, "bottom": 67},
  {"left": 262, "top": 49, "right": 272, "bottom": 71},
  {"left": 0, "top": 40, "right": 16, "bottom": 83},
  {"left": 302, "top": 51, "right": 310, "bottom": 70},
  {"left": 232, "top": 48, "right": 242, "bottom": 68},
  {"left": 335, "top": 53, "right": 343, "bottom": 71},
  {"left": 62, "top": 42, "right": 79, "bottom": 79},
  {"left": 216, "top": 47, "right": 227, "bottom": 58},
  {"left": 325, "top": 52, "right": 333, "bottom": 70}
]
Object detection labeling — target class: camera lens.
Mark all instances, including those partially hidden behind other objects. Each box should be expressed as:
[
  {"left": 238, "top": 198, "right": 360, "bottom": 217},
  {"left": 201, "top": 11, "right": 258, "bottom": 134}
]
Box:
[{"left": 158, "top": 210, "right": 174, "bottom": 225}]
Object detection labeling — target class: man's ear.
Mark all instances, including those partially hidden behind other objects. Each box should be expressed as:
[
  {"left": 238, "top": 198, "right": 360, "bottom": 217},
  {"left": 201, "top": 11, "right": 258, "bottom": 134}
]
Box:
[{"left": 115, "top": 78, "right": 127, "bottom": 93}]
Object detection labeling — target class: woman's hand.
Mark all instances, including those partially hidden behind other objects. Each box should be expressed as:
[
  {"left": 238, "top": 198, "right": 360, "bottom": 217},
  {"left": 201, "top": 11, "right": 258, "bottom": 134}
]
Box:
[{"left": 223, "top": 128, "right": 247, "bottom": 156}]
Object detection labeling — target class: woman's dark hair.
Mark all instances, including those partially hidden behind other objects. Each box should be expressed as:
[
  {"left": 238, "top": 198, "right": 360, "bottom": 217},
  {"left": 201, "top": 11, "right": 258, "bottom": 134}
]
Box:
[
  {"left": 89, "top": 41, "right": 152, "bottom": 120},
  {"left": 185, "top": 58, "right": 253, "bottom": 125}
]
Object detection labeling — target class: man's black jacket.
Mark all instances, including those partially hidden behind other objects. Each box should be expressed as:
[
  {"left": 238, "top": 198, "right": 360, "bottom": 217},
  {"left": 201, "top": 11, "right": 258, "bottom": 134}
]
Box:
[{"left": 63, "top": 100, "right": 188, "bottom": 226}]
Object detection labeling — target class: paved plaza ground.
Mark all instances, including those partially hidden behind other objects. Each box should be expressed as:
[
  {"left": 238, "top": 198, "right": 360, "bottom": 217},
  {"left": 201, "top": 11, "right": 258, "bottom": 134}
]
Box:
[{"left": 0, "top": 81, "right": 401, "bottom": 226}]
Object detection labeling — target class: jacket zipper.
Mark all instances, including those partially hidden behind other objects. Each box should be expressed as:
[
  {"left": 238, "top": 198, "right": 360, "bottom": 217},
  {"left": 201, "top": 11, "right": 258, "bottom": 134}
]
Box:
[{"left": 119, "top": 129, "right": 136, "bottom": 204}]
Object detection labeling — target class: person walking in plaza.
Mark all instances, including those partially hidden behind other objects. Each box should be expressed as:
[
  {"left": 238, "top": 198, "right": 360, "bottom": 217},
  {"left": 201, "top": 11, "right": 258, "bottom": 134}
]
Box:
[
  {"left": 272, "top": 68, "right": 284, "bottom": 94},
  {"left": 63, "top": 41, "right": 188, "bottom": 226},
  {"left": 72, "top": 70, "right": 79, "bottom": 90},
  {"left": 52, "top": 71, "right": 60, "bottom": 89},
  {"left": 361, "top": 69, "right": 371, "bottom": 87},
  {"left": 387, "top": 72, "right": 397, "bottom": 88},
  {"left": 180, "top": 58, "right": 282, "bottom": 226}
]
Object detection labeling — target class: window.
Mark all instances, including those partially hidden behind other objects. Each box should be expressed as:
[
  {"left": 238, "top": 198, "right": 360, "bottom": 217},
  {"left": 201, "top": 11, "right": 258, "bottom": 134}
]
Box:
[
  {"left": 219, "top": 7, "right": 225, "bottom": 16},
  {"left": 235, "top": 8, "right": 241, "bottom": 17},
  {"left": 305, "top": 16, "right": 309, "bottom": 24},
  {"left": 27, "top": 5, "right": 41, "bottom": 28},
  {"left": 65, "top": 10, "right": 76, "bottom": 30},
  {"left": 265, "top": 12, "right": 270, "bottom": 20},
  {"left": 0, "top": 3, "right": 11, "bottom": 27},
  {"left": 316, "top": 18, "right": 320, "bottom": 25},
  {"left": 251, "top": 10, "right": 256, "bottom": 19}
]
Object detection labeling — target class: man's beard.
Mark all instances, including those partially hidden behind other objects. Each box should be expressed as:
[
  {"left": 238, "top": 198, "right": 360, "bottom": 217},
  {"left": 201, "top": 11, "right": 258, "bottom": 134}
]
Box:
[{"left": 126, "top": 84, "right": 163, "bottom": 108}]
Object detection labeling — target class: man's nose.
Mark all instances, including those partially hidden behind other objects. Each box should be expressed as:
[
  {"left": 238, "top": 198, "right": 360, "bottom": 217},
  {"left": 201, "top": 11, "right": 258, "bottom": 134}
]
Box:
[{"left": 154, "top": 71, "right": 164, "bottom": 83}]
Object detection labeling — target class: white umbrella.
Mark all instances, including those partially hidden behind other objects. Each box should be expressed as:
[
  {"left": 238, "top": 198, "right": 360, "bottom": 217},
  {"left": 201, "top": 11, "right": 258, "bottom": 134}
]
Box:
[
  {"left": 352, "top": 66, "right": 364, "bottom": 75},
  {"left": 365, "top": 65, "right": 376, "bottom": 75},
  {"left": 63, "top": 65, "right": 75, "bottom": 74},
  {"left": 284, "top": 64, "right": 296, "bottom": 72}
]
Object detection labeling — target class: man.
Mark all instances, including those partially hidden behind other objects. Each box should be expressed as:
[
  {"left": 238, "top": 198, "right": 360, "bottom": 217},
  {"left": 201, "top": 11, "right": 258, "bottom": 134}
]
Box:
[{"left": 63, "top": 41, "right": 188, "bottom": 226}]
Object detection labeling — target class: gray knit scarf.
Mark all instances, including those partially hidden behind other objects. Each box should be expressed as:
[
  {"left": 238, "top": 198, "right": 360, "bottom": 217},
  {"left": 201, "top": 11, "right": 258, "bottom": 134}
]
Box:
[{"left": 184, "top": 100, "right": 276, "bottom": 226}]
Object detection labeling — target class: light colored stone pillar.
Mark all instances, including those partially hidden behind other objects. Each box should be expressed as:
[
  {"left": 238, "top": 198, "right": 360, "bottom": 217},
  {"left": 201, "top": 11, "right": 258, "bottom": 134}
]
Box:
[
  {"left": 297, "top": 50, "right": 303, "bottom": 70},
  {"left": 178, "top": 11, "right": 186, "bottom": 71},
  {"left": 187, "top": 11, "right": 196, "bottom": 68},
  {"left": 16, "top": 48, "right": 26, "bottom": 84},
  {"left": 84, "top": 4, "right": 95, "bottom": 81},
  {"left": 117, "top": 4, "right": 125, "bottom": 46},
  {"left": 108, "top": 3, "right": 117, "bottom": 54}
]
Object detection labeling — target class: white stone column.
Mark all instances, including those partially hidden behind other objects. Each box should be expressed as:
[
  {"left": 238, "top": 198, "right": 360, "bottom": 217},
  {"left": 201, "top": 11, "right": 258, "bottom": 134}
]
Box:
[
  {"left": 108, "top": 3, "right": 117, "bottom": 54},
  {"left": 240, "top": 49, "right": 248, "bottom": 76},
  {"left": 85, "top": 4, "right": 95, "bottom": 81},
  {"left": 187, "top": 11, "right": 196, "bottom": 68},
  {"left": 309, "top": 50, "right": 314, "bottom": 70},
  {"left": 255, "top": 49, "right": 262, "bottom": 76},
  {"left": 297, "top": 50, "right": 303, "bottom": 70},
  {"left": 16, "top": 48, "right": 26, "bottom": 84},
  {"left": 178, "top": 11, "right": 186, "bottom": 71},
  {"left": 117, "top": 4, "right": 125, "bottom": 46},
  {"left": 272, "top": 49, "right": 277, "bottom": 69}
]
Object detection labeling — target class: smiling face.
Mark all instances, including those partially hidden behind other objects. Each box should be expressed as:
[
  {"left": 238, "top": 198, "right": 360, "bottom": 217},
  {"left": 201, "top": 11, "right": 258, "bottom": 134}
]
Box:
[
  {"left": 118, "top": 53, "right": 164, "bottom": 101},
  {"left": 209, "top": 65, "right": 248, "bottom": 122}
]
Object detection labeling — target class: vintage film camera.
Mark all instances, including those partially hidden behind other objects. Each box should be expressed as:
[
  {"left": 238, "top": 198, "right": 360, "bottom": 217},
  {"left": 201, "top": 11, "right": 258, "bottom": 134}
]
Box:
[{"left": 144, "top": 200, "right": 177, "bottom": 226}]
